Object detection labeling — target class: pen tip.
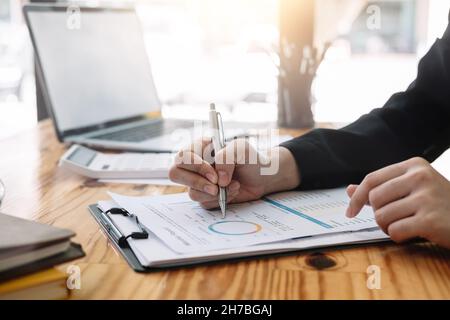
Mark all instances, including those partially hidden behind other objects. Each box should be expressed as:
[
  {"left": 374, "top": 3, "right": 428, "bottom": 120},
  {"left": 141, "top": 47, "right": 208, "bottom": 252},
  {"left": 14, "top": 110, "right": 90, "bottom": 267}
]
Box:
[{"left": 219, "top": 202, "right": 226, "bottom": 219}]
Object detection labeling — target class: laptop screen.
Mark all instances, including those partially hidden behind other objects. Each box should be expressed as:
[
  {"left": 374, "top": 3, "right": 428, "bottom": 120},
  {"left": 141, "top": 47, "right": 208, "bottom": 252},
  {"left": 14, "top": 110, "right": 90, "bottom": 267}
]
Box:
[{"left": 26, "top": 7, "right": 161, "bottom": 134}]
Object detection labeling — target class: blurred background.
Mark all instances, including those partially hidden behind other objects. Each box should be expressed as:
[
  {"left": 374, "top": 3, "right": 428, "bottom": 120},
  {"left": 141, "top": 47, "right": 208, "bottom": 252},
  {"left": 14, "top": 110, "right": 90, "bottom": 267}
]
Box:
[{"left": 1, "top": 0, "right": 449, "bottom": 139}]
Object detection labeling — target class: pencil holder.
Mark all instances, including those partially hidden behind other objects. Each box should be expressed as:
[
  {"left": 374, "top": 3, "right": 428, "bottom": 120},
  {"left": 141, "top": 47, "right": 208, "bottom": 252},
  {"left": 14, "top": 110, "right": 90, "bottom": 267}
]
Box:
[{"left": 277, "top": 42, "right": 328, "bottom": 129}]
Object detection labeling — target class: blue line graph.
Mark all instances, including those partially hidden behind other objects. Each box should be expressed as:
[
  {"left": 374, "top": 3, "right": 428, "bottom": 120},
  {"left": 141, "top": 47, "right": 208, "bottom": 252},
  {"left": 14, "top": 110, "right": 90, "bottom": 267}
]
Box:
[{"left": 263, "top": 198, "right": 333, "bottom": 229}]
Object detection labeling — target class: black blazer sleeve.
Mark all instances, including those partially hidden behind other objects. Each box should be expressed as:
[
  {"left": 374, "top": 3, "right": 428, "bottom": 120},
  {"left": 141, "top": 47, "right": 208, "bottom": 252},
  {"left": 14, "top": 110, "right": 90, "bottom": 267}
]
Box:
[{"left": 281, "top": 16, "right": 450, "bottom": 190}]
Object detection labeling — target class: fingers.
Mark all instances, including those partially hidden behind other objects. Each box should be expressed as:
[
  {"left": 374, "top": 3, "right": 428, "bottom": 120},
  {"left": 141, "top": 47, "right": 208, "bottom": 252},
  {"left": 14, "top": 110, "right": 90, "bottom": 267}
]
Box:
[
  {"left": 347, "top": 163, "right": 407, "bottom": 217},
  {"left": 188, "top": 180, "right": 240, "bottom": 203},
  {"left": 195, "top": 181, "right": 241, "bottom": 209},
  {"left": 374, "top": 197, "right": 416, "bottom": 233},
  {"left": 175, "top": 158, "right": 218, "bottom": 184},
  {"left": 171, "top": 138, "right": 253, "bottom": 190},
  {"left": 347, "top": 184, "right": 372, "bottom": 206},
  {"left": 169, "top": 168, "right": 218, "bottom": 196},
  {"left": 214, "top": 139, "right": 250, "bottom": 187},
  {"left": 367, "top": 174, "right": 414, "bottom": 211},
  {"left": 171, "top": 138, "right": 218, "bottom": 184},
  {"left": 346, "top": 184, "right": 358, "bottom": 198},
  {"left": 199, "top": 195, "right": 237, "bottom": 210},
  {"left": 387, "top": 216, "right": 421, "bottom": 243}
]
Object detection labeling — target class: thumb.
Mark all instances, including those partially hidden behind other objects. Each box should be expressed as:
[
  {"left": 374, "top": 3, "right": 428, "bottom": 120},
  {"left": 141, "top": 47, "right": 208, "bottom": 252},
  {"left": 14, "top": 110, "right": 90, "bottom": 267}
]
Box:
[{"left": 214, "top": 141, "right": 238, "bottom": 188}]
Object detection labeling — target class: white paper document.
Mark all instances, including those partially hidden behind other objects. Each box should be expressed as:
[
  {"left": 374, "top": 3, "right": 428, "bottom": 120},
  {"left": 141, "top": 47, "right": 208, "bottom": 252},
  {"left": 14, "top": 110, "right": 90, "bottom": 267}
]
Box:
[
  {"left": 99, "top": 178, "right": 180, "bottom": 186},
  {"left": 97, "top": 199, "right": 387, "bottom": 268},
  {"left": 109, "top": 188, "right": 378, "bottom": 254}
]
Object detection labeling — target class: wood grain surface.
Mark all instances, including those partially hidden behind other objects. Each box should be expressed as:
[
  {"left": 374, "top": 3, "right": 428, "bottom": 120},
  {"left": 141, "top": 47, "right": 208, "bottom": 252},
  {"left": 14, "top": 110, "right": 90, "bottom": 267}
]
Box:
[{"left": 0, "top": 120, "right": 448, "bottom": 299}]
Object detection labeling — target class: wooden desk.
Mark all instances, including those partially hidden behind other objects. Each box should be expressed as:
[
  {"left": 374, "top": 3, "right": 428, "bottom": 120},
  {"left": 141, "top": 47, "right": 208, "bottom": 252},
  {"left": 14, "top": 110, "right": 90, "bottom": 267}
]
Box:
[{"left": 0, "top": 120, "right": 449, "bottom": 299}]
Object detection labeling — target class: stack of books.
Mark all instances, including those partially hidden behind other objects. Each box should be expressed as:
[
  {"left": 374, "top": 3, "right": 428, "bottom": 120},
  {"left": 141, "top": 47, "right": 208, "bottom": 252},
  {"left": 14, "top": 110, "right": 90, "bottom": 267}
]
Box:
[
  {"left": 0, "top": 268, "right": 69, "bottom": 300},
  {"left": 0, "top": 213, "right": 84, "bottom": 299}
]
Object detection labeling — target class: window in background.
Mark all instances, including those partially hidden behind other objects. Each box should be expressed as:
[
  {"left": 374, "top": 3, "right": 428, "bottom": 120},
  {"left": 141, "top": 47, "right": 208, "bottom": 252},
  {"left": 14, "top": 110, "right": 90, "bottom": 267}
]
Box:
[
  {"left": 134, "top": 0, "right": 279, "bottom": 122},
  {"left": 348, "top": 0, "right": 416, "bottom": 54},
  {"left": 0, "top": 0, "right": 10, "bottom": 20},
  {"left": 0, "top": 0, "right": 36, "bottom": 140},
  {"left": 313, "top": 0, "right": 450, "bottom": 124},
  {"left": 0, "top": 0, "right": 448, "bottom": 141}
]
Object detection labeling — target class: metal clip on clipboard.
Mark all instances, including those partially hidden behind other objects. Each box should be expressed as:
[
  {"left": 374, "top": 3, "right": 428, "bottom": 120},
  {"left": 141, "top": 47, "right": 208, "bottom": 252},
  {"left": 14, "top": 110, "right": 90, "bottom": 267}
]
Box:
[
  {"left": 101, "top": 207, "right": 149, "bottom": 248},
  {"left": 89, "top": 204, "right": 152, "bottom": 272}
]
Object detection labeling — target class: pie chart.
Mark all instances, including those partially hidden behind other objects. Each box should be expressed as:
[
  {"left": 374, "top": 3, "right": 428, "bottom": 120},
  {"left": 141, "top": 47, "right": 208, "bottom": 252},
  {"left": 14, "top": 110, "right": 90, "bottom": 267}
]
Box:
[{"left": 208, "top": 221, "right": 262, "bottom": 235}]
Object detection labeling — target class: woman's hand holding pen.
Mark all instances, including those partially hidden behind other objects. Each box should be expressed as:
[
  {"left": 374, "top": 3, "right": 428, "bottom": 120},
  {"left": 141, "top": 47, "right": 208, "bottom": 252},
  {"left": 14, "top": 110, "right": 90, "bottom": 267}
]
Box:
[{"left": 169, "top": 138, "right": 300, "bottom": 209}]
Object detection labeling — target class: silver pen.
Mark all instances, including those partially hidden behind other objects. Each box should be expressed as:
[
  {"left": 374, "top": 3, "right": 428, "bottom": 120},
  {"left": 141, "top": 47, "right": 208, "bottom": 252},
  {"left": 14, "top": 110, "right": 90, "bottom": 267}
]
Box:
[{"left": 209, "top": 103, "right": 227, "bottom": 218}]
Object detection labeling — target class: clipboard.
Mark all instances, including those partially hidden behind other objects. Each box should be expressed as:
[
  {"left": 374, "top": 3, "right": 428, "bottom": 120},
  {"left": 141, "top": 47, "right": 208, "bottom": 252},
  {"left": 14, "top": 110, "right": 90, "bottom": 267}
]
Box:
[
  {"left": 89, "top": 205, "right": 151, "bottom": 273},
  {"left": 88, "top": 204, "right": 392, "bottom": 272}
]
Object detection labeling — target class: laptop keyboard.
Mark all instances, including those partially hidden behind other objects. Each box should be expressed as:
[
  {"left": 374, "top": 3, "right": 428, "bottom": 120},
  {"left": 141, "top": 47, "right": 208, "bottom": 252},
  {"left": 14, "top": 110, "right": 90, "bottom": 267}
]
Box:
[{"left": 90, "top": 120, "right": 193, "bottom": 142}]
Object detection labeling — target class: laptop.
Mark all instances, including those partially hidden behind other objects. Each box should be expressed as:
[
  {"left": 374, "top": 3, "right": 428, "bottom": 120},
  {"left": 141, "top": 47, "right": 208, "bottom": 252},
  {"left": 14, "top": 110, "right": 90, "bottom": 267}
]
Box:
[{"left": 24, "top": 4, "right": 245, "bottom": 153}]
